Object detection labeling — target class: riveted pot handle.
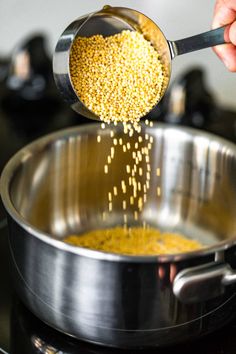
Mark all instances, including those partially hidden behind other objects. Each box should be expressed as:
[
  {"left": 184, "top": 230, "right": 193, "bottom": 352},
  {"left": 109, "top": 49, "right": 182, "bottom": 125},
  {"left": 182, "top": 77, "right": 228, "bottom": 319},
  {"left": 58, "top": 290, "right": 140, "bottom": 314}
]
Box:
[{"left": 173, "top": 262, "right": 236, "bottom": 304}]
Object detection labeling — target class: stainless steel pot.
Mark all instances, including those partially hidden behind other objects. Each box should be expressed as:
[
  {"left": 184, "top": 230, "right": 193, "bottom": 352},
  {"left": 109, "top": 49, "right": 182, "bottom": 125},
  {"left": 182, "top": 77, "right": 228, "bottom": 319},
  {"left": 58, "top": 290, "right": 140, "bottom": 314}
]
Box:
[{"left": 1, "top": 123, "right": 236, "bottom": 348}]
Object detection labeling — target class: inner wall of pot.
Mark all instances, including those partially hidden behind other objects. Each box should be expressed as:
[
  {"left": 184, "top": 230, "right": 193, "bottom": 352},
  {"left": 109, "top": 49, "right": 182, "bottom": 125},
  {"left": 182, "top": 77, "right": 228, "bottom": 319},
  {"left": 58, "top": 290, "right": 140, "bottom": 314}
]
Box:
[{"left": 9, "top": 124, "right": 236, "bottom": 246}]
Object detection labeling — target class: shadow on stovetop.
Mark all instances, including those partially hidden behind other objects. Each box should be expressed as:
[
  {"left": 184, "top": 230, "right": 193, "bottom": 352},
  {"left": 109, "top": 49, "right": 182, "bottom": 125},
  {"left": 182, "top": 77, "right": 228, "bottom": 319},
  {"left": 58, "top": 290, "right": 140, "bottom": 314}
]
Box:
[{"left": 7, "top": 297, "right": 236, "bottom": 354}]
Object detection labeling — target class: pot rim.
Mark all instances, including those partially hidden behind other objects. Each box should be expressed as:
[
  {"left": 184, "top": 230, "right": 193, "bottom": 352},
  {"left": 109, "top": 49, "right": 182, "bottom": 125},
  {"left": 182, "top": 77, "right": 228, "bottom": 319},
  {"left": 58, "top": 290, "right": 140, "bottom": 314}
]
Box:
[{"left": 1, "top": 123, "right": 236, "bottom": 263}]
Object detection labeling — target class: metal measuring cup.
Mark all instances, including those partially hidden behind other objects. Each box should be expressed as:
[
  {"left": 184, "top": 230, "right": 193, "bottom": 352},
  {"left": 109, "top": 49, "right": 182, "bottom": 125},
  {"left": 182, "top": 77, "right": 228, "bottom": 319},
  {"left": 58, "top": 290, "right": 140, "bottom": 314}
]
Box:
[{"left": 53, "top": 6, "right": 226, "bottom": 121}]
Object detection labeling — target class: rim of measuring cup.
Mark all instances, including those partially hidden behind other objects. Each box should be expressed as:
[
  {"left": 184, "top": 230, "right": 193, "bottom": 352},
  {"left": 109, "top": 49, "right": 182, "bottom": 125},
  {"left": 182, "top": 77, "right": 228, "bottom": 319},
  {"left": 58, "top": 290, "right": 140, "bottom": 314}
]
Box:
[
  {"left": 53, "top": 11, "right": 100, "bottom": 120},
  {"left": 53, "top": 6, "right": 172, "bottom": 120}
]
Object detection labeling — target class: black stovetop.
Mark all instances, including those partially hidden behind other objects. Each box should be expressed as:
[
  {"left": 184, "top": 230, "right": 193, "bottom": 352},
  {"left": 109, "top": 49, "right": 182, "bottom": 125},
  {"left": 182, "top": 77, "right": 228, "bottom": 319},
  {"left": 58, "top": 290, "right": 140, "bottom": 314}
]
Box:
[{"left": 1, "top": 34, "right": 236, "bottom": 353}]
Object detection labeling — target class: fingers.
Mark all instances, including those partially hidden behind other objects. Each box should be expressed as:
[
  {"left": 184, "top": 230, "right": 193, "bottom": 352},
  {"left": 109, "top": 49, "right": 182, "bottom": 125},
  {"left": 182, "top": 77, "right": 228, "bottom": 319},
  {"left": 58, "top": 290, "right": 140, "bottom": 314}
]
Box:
[
  {"left": 212, "top": 0, "right": 236, "bottom": 28},
  {"left": 229, "top": 21, "right": 236, "bottom": 45},
  {"left": 213, "top": 43, "right": 236, "bottom": 71},
  {"left": 222, "top": 0, "right": 236, "bottom": 11},
  {"left": 212, "top": 0, "right": 236, "bottom": 71}
]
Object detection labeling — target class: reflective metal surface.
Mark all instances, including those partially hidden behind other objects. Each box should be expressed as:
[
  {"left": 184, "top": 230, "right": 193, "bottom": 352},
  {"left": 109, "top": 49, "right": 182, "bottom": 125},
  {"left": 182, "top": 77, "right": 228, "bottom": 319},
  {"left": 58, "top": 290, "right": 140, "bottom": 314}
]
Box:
[
  {"left": 2, "top": 123, "right": 236, "bottom": 347},
  {"left": 53, "top": 6, "right": 226, "bottom": 119},
  {"left": 173, "top": 262, "right": 236, "bottom": 304},
  {"left": 10, "top": 298, "right": 236, "bottom": 354}
]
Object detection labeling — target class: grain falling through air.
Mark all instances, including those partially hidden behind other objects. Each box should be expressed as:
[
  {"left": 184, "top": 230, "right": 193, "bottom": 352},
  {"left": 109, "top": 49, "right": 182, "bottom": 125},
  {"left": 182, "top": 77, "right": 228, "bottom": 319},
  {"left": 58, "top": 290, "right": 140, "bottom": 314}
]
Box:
[
  {"left": 85, "top": 119, "right": 166, "bottom": 249},
  {"left": 76, "top": 34, "right": 160, "bottom": 229},
  {"left": 69, "top": 27, "right": 168, "bottom": 239}
]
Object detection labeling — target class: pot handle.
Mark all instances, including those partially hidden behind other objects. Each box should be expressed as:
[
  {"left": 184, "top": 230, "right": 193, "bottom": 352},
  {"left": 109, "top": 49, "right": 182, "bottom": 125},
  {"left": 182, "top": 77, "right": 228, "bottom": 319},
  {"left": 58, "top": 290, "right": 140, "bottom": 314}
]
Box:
[{"left": 173, "top": 262, "right": 236, "bottom": 304}]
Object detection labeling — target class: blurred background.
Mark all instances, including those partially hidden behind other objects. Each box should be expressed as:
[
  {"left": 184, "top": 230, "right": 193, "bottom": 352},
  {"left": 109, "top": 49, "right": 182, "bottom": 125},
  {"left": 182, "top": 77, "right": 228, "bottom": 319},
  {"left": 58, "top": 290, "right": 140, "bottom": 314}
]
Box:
[{"left": 0, "top": 0, "right": 235, "bottom": 108}]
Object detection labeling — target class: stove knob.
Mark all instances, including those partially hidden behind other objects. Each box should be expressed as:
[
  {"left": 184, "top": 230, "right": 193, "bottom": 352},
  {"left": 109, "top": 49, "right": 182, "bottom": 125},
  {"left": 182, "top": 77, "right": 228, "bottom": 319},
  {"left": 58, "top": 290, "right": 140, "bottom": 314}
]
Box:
[{"left": 6, "top": 34, "right": 52, "bottom": 100}]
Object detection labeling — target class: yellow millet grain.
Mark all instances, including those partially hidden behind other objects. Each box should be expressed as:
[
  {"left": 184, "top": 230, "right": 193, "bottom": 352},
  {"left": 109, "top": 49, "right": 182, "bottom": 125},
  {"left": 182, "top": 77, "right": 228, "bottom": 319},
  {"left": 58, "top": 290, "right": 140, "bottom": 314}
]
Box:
[
  {"left": 113, "top": 186, "right": 118, "bottom": 196},
  {"left": 126, "top": 165, "right": 131, "bottom": 174},
  {"left": 104, "top": 165, "right": 108, "bottom": 174},
  {"left": 64, "top": 227, "right": 203, "bottom": 255},
  {"left": 70, "top": 30, "right": 165, "bottom": 124},
  {"left": 129, "top": 177, "right": 132, "bottom": 186},
  {"left": 111, "top": 147, "right": 115, "bottom": 158}
]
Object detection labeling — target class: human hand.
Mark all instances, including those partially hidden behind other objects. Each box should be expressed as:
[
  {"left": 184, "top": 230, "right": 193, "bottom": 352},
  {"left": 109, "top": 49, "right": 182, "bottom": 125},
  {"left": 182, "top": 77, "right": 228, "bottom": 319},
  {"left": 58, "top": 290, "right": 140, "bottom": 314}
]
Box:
[{"left": 212, "top": 0, "right": 236, "bottom": 71}]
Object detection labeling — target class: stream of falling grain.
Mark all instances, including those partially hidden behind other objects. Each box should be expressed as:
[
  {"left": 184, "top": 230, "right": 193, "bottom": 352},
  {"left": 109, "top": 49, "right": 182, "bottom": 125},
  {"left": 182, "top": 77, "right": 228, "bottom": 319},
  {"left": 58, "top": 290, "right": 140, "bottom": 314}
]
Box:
[{"left": 98, "top": 120, "right": 161, "bottom": 227}]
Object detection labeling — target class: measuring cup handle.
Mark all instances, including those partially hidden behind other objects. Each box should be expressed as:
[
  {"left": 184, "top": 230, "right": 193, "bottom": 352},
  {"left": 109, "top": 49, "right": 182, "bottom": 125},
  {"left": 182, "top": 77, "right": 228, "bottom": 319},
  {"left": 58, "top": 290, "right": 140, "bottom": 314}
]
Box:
[{"left": 168, "top": 26, "right": 226, "bottom": 58}]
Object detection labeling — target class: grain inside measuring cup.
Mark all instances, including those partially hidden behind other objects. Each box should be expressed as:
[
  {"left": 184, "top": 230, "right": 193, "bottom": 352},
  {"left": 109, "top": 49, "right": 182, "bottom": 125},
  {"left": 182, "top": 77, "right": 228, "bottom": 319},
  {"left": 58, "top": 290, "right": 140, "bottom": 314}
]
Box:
[{"left": 69, "top": 30, "right": 165, "bottom": 125}]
